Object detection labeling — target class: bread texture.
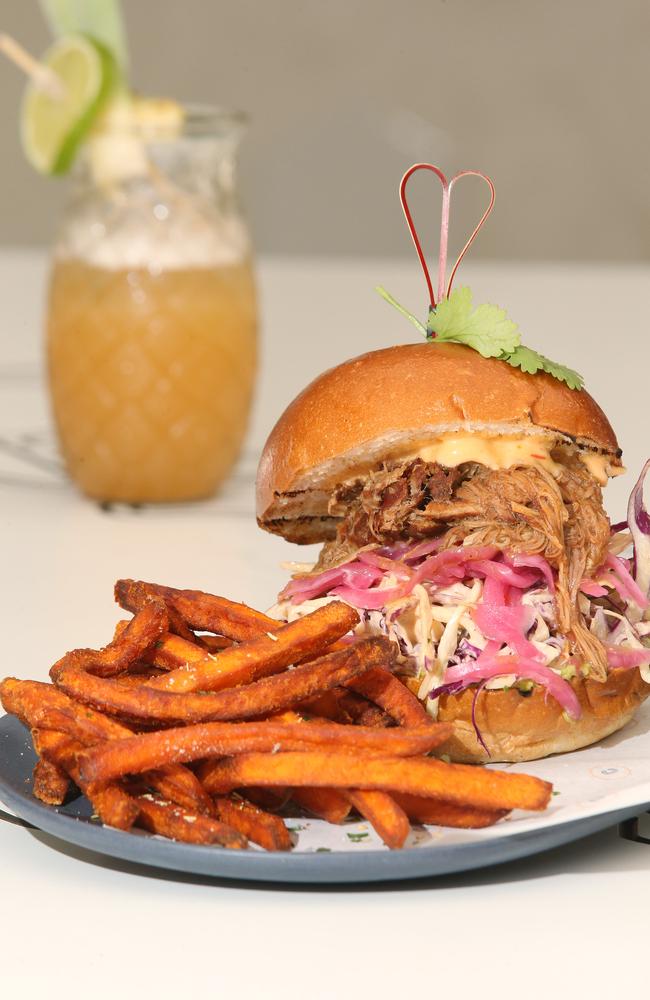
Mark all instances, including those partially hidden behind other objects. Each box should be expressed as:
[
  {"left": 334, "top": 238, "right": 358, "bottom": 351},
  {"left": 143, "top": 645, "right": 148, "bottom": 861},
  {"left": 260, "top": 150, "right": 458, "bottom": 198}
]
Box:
[
  {"left": 256, "top": 343, "right": 621, "bottom": 537},
  {"left": 434, "top": 668, "right": 650, "bottom": 763}
]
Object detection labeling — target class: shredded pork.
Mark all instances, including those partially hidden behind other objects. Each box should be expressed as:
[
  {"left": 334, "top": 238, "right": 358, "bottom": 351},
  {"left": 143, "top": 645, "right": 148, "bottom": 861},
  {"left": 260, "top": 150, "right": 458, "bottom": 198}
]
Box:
[{"left": 319, "top": 452, "right": 612, "bottom": 679}]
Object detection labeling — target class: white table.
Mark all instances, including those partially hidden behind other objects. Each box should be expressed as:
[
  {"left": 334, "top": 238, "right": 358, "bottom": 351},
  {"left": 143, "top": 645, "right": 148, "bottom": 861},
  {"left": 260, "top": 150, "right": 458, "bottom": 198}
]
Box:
[{"left": 1, "top": 251, "right": 649, "bottom": 997}]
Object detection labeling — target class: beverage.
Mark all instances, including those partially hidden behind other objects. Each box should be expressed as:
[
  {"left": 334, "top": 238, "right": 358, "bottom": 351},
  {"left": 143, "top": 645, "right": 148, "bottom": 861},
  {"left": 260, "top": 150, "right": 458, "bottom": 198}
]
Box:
[
  {"left": 47, "top": 257, "right": 257, "bottom": 502},
  {"left": 4, "top": 7, "right": 259, "bottom": 503}
]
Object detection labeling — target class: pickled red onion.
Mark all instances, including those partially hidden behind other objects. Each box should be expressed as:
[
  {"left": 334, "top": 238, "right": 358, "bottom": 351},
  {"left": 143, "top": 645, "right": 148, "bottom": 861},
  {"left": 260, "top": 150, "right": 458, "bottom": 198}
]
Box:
[
  {"left": 357, "top": 550, "right": 414, "bottom": 580},
  {"left": 414, "top": 545, "right": 499, "bottom": 585},
  {"left": 604, "top": 554, "right": 649, "bottom": 609},
  {"left": 331, "top": 581, "right": 412, "bottom": 610},
  {"left": 606, "top": 646, "right": 650, "bottom": 669},
  {"left": 472, "top": 604, "right": 540, "bottom": 660},
  {"left": 579, "top": 579, "right": 608, "bottom": 598},
  {"left": 281, "top": 562, "right": 382, "bottom": 601},
  {"left": 465, "top": 560, "right": 540, "bottom": 589},
  {"left": 508, "top": 554, "right": 556, "bottom": 594}
]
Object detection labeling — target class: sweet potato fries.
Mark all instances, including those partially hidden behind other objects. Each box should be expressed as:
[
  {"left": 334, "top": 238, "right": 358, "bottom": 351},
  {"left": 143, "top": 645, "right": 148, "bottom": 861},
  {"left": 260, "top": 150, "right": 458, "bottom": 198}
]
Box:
[{"left": 0, "top": 580, "right": 553, "bottom": 851}]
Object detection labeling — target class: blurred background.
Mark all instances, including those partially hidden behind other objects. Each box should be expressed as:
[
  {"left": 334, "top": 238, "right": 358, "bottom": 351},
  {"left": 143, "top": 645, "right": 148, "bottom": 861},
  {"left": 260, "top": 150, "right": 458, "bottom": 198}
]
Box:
[{"left": 2, "top": 0, "right": 649, "bottom": 260}]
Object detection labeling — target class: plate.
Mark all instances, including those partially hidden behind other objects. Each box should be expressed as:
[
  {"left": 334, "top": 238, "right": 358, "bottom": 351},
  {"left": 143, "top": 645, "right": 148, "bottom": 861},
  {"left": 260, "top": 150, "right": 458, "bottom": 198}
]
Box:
[{"left": 2, "top": 713, "right": 649, "bottom": 883}]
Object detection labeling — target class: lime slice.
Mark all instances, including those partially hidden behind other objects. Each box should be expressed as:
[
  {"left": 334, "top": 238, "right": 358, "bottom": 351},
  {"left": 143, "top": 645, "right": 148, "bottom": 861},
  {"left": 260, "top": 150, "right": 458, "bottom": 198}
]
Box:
[{"left": 20, "top": 34, "right": 115, "bottom": 175}]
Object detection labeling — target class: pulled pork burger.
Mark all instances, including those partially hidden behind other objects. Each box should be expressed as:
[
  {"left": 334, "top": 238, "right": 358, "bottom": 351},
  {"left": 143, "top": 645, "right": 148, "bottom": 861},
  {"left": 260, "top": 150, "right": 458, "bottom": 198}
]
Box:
[{"left": 257, "top": 342, "right": 650, "bottom": 762}]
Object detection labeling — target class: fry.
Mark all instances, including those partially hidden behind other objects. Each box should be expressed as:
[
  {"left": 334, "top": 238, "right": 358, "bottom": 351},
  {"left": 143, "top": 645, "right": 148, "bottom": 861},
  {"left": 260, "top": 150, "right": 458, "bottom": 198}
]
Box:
[
  {"left": 347, "top": 667, "right": 430, "bottom": 727},
  {"left": 143, "top": 601, "right": 360, "bottom": 694},
  {"left": 141, "top": 766, "right": 215, "bottom": 817},
  {"left": 1, "top": 677, "right": 133, "bottom": 742},
  {"left": 79, "top": 717, "right": 447, "bottom": 785},
  {"left": 1, "top": 678, "right": 213, "bottom": 817},
  {"left": 114, "top": 670, "right": 166, "bottom": 687},
  {"left": 148, "top": 633, "right": 207, "bottom": 671},
  {"left": 114, "top": 581, "right": 199, "bottom": 644},
  {"left": 55, "top": 637, "right": 392, "bottom": 724},
  {"left": 298, "top": 689, "right": 350, "bottom": 722},
  {"left": 33, "top": 729, "right": 139, "bottom": 830},
  {"left": 393, "top": 793, "right": 508, "bottom": 829},
  {"left": 346, "top": 790, "right": 411, "bottom": 849},
  {"left": 49, "top": 602, "right": 168, "bottom": 681},
  {"left": 135, "top": 794, "right": 247, "bottom": 848},
  {"left": 32, "top": 756, "right": 70, "bottom": 805},
  {"left": 237, "top": 786, "right": 292, "bottom": 811},
  {"left": 200, "top": 635, "right": 234, "bottom": 654},
  {"left": 337, "top": 691, "right": 393, "bottom": 728},
  {"left": 290, "top": 787, "right": 352, "bottom": 824},
  {"left": 202, "top": 751, "right": 553, "bottom": 813},
  {"left": 115, "top": 579, "right": 277, "bottom": 641},
  {"left": 211, "top": 795, "right": 292, "bottom": 851}
]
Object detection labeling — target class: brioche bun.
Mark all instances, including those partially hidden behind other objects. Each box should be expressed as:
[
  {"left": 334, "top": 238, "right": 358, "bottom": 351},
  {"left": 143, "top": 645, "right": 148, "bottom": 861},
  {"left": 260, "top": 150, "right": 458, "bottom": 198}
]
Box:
[
  {"left": 257, "top": 343, "right": 621, "bottom": 541},
  {"left": 432, "top": 668, "right": 650, "bottom": 763}
]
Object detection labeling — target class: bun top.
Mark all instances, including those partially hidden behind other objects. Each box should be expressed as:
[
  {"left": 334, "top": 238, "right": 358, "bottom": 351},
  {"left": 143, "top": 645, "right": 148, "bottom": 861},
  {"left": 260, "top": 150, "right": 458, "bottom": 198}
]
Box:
[{"left": 256, "top": 342, "right": 621, "bottom": 530}]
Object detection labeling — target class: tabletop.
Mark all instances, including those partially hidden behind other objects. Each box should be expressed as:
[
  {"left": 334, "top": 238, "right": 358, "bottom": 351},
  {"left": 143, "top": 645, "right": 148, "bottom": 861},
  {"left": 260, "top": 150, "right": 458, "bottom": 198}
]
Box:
[{"left": 1, "top": 250, "right": 649, "bottom": 997}]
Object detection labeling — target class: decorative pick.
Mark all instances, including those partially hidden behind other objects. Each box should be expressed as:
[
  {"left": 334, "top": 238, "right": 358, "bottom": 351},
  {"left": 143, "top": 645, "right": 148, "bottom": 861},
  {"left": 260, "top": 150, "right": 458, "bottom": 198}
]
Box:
[
  {"left": 376, "top": 163, "right": 584, "bottom": 390},
  {"left": 398, "top": 163, "right": 495, "bottom": 308}
]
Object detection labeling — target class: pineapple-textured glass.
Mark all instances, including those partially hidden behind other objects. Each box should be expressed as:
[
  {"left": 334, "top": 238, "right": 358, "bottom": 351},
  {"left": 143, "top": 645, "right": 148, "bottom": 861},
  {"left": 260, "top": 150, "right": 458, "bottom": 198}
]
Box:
[{"left": 46, "top": 105, "right": 257, "bottom": 503}]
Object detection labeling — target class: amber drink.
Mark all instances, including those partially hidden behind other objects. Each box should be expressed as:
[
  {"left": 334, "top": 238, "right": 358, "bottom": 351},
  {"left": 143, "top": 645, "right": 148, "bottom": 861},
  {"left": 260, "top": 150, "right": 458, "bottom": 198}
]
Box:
[{"left": 46, "top": 104, "right": 257, "bottom": 502}]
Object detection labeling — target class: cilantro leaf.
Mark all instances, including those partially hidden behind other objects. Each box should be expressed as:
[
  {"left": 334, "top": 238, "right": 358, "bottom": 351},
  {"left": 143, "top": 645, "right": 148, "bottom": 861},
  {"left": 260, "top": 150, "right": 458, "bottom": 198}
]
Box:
[
  {"left": 502, "top": 346, "right": 584, "bottom": 390},
  {"left": 375, "top": 284, "right": 584, "bottom": 390},
  {"left": 427, "top": 287, "right": 521, "bottom": 358}
]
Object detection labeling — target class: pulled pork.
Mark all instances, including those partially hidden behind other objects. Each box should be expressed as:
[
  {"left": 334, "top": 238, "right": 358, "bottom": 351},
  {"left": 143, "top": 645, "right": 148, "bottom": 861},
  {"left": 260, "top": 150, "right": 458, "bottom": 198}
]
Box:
[{"left": 320, "top": 454, "right": 612, "bottom": 680}]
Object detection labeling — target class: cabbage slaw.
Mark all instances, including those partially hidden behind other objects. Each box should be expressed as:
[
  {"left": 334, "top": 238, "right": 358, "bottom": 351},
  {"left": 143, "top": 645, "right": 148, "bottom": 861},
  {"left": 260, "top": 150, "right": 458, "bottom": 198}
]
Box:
[{"left": 269, "top": 462, "right": 650, "bottom": 732}]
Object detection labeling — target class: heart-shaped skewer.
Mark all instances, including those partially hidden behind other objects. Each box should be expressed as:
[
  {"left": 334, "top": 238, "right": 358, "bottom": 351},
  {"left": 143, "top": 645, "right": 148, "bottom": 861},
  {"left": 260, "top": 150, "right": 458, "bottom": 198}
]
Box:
[{"left": 399, "top": 164, "right": 495, "bottom": 308}]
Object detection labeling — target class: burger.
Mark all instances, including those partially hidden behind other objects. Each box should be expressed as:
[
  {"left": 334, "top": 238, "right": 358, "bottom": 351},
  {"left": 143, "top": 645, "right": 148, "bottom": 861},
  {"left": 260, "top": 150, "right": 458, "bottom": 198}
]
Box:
[{"left": 256, "top": 341, "right": 650, "bottom": 763}]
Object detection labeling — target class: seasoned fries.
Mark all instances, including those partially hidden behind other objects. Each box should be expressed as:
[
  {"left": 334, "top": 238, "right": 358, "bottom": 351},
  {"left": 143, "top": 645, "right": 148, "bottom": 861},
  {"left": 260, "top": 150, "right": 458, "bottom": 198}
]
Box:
[
  {"left": 32, "top": 757, "right": 70, "bottom": 806},
  {"left": 345, "top": 790, "right": 411, "bottom": 850},
  {"left": 211, "top": 795, "right": 292, "bottom": 851},
  {"left": 80, "top": 719, "right": 449, "bottom": 784},
  {"left": 393, "top": 793, "right": 509, "bottom": 829},
  {"left": 290, "top": 787, "right": 352, "bottom": 825},
  {"left": 347, "top": 667, "right": 430, "bottom": 727},
  {"left": 55, "top": 637, "right": 391, "bottom": 723},
  {"left": 33, "top": 729, "right": 140, "bottom": 831},
  {"left": 0, "top": 579, "right": 554, "bottom": 852},
  {"left": 143, "top": 601, "right": 360, "bottom": 693},
  {"left": 135, "top": 795, "right": 248, "bottom": 849},
  {"left": 50, "top": 602, "right": 168, "bottom": 681},
  {"left": 196, "top": 751, "right": 552, "bottom": 812},
  {"left": 115, "top": 579, "right": 278, "bottom": 641}
]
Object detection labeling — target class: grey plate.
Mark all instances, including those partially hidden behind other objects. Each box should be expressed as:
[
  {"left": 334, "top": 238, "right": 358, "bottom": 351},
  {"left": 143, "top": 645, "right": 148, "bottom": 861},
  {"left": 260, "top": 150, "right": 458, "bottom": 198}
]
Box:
[{"left": 0, "top": 713, "right": 647, "bottom": 884}]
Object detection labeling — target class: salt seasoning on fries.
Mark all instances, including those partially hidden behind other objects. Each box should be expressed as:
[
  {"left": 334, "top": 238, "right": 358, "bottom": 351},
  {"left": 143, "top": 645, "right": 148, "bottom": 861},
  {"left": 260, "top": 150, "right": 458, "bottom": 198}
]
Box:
[
  {"left": 53, "top": 636, "right": 391, "bottom": 723},
  {"left": 142, "top": 600, "right": 360, "bottom": 693},
  {"left": 0, "top": 580, "right": 554, "bottom": 850},
  {"left": 78, "top": 719, "right": 451, "bottom": 784}
]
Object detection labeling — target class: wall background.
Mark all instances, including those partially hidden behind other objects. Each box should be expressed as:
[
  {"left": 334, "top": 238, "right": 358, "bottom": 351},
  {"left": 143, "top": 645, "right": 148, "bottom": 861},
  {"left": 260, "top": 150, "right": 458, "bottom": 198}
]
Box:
[{"left": 1, "top": 0, "right": 648, "bottom": 259}]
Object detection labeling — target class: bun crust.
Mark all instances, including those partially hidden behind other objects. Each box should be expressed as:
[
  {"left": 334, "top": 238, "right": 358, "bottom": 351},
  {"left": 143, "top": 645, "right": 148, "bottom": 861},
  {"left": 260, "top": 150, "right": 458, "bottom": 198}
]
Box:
[
  {"left": 257, "top": 343, "right": 620, "bottom": 529},
  {"left": 434, "top": 668, "right": 650, "bottom": 763}
]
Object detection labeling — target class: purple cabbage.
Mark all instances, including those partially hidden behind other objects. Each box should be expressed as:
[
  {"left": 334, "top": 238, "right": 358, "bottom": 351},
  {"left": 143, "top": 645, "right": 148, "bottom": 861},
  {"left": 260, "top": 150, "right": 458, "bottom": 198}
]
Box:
[{"left": 626, "top": 459, "right": 650, "bottom": 622}]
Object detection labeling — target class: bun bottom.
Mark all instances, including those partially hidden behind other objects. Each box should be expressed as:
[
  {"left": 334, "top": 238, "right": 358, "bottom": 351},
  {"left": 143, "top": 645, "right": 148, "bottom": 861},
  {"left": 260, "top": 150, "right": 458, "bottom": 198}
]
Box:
[{"left": 433, "top": 669, "right": 650, "bottom": 763}]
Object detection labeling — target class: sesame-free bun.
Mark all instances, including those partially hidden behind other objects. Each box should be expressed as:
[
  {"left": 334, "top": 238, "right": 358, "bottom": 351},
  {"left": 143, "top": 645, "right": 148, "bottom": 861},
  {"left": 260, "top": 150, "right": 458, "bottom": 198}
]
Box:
[
  {"left": 256, "top": 343, "right": 620, "bottom": 539},
  {"left": 433, "top": 668, "right": 650, "bottom": 763}
]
